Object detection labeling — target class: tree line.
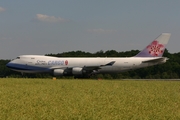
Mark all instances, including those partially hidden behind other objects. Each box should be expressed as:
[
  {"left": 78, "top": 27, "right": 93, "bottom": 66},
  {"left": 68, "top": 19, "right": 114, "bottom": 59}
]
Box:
[{"left": 1, "top": 49, "right": 180, "bottom": 79}]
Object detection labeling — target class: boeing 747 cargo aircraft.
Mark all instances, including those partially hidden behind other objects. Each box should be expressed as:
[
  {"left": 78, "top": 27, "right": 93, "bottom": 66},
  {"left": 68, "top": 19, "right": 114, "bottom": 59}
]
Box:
[{"left": 6, "top": 33, "right": 171, "bottom": 78}]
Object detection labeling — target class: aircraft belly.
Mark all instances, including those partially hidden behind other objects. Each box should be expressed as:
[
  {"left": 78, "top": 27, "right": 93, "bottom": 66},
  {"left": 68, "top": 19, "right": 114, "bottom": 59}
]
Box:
[{"left": 11, "top": 69, "right": 50, "bottom": 73}]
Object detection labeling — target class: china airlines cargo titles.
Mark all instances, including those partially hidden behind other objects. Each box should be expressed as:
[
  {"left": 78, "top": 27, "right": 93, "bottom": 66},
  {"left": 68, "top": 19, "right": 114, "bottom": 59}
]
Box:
[{"left": 35, "top": 60, "right": 68, "bottom": 66}]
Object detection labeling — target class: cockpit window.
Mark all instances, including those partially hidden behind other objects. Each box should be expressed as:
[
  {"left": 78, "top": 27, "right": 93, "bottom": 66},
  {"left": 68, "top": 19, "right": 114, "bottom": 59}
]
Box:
[{"left": 11, "top": 57, "right": 20, "bottom": 61}]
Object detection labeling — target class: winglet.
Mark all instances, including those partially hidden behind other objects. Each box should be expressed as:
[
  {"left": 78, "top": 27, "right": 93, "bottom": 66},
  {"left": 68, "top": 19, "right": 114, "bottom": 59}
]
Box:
[{"left": 135, "top": 33, "right": 171, "bottom": 57}]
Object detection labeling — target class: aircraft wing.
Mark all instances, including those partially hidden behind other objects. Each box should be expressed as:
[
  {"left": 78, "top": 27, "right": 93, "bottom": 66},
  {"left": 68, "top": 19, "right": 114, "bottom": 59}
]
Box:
[
  {"left": 50, "top": 61, "right": 115, "bottom": 71},
  {"left": 142, "top": 57, "right": 168, "bottom": 63}
]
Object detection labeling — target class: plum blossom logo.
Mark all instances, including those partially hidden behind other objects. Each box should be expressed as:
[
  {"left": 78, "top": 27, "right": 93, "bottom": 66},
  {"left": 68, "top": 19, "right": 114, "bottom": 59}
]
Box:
[
  {"left": 65, "top": 60, "right": 68, "bottom": 65},
  {"left": 147, "top": 40, "right": 165, "bottom": 56}
]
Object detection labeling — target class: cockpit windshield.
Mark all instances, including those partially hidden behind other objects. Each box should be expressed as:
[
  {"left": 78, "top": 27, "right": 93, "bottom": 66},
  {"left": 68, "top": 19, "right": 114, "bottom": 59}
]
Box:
[{"left": 11, "top": 57, "right": 20, "bottom": 61}]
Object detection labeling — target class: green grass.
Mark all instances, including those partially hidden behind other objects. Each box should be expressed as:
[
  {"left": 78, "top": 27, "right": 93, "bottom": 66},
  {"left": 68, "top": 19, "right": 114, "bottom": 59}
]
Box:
[{"left": 0, "top": 78, "right": 180, "bottom": 120}]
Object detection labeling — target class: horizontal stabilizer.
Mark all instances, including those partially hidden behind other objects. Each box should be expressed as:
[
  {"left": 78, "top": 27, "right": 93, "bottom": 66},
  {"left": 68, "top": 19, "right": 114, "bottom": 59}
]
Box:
[{"left": 142, "top": 57, "right": 168, "bottom": 63}]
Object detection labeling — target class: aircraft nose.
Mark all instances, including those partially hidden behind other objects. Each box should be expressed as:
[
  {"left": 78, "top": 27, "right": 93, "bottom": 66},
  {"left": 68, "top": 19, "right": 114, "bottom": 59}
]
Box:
[
  {"left": 6, "top": 62, "right": 13, "bottom": 69},
  {"left": 6, "top": 62, "right": 11, "bottom": 68}
]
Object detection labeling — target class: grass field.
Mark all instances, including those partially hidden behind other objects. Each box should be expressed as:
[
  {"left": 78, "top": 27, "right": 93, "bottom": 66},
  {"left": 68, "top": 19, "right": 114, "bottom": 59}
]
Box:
[{"left": 0, "top": 78, "right": 180, "bottom": 120}]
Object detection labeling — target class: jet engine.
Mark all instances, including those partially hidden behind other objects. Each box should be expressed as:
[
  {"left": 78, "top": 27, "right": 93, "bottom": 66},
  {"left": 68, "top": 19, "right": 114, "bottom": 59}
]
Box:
[
  {"left": 72, "top": 67, "right": 83, "bottom": 75},
  {"left": 53, "top": 69, "right": 64, "bottom": 76}
]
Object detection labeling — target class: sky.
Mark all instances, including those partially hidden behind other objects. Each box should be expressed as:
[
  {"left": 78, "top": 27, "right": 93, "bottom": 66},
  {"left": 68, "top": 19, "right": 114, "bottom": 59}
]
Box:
[{"left": 0, "top": 0, "right": 180, "bottom": 59}]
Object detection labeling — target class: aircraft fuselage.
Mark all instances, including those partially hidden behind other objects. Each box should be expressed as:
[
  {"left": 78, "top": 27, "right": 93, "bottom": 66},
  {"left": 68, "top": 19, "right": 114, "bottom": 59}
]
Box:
[{"left": 6, "top": 55, "right": 167, "bottom": 76}]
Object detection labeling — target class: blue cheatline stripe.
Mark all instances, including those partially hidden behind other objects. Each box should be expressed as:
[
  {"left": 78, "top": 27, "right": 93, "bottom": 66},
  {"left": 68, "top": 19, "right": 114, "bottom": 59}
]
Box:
[{"left": 6, "top": 63, "right": 51, "bottom": 72}]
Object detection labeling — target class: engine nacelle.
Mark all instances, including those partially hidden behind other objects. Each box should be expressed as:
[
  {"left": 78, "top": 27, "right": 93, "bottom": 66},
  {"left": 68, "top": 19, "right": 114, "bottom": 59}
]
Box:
[
  {"left": 72, "top": 67, "right": 83, "bottom": 75},
  {"left": 53, "top": 69, "right": 64, "bottom": 76}
]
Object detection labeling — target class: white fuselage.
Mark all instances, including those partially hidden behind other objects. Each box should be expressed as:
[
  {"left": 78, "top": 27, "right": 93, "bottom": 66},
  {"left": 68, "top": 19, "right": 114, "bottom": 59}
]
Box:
[{"left": 6, "top": 55, "right": 167, "bottom": 76}]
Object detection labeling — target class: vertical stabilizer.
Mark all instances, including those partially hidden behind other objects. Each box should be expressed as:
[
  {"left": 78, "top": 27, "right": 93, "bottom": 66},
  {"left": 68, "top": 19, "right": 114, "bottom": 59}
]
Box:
[{"left": 135, "top": 33, "right": 171, "bottom": 57}]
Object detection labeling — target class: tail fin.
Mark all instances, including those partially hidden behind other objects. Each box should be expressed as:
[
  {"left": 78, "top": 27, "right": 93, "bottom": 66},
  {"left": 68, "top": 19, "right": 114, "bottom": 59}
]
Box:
[{"left": 135, "top": 33, "right": 171, "bottom": 57}]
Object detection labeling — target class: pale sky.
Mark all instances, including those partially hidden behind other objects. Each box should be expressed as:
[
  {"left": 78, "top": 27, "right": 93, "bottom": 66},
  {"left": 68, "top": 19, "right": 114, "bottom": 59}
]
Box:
[{"left": 0, "top": 0, "right": 180, "bottom": 59}]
